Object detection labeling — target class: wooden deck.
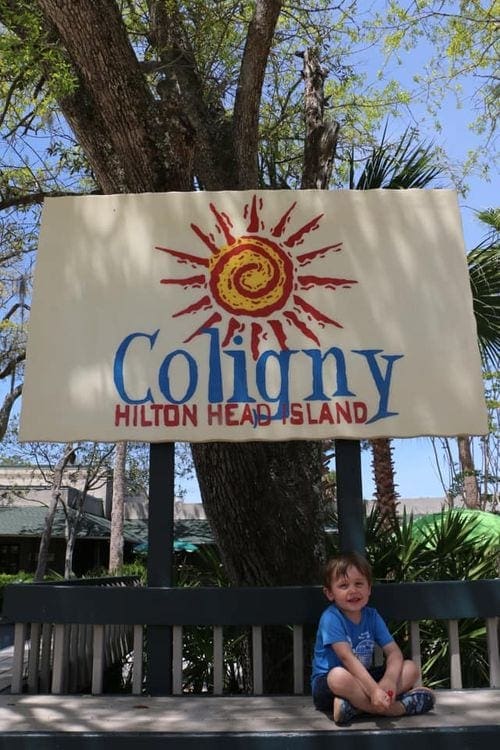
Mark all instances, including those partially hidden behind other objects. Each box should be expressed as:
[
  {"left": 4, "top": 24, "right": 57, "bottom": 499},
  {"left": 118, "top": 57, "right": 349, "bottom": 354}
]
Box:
[{"left": 0, "top": 691, "right": 498, "bottom": 749}]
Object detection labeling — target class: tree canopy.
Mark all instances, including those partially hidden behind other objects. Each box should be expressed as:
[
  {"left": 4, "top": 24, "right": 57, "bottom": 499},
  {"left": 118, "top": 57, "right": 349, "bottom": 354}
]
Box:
[{"left": 0, "top": 0, "right": 498, "bottom": 585}]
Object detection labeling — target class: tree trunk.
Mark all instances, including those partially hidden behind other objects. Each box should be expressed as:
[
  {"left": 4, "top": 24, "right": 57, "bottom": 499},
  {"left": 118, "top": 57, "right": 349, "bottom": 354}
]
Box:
[
  {"left": 192, "top": 439, "right": 325, "bottom": 693},
  {"left": 192, "top": 48, "right": 337, "bottom": 589},
  {"left": 192, "top": 440, "right": 325, "bottom": 586},
  {"left": 370, "top": 438, "right": 399, "bottom": 523},
  {"left": 64, "top": 500, "right": 84, "bottom": 579},
  {"left": 457, "top": 435, "right": 480, "bottom": 508},
  {"left": 109, "top": 441, "right": 127, "bottom": 573},
  {"left": 27, "top": 3, "right": 327, "bottom": 592},
  {"left": 34, "top": 443, "right": 75, "bottom": 582}
]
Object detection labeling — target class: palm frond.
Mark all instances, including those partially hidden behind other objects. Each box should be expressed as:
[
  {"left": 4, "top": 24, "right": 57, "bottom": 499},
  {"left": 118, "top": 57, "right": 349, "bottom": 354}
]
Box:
[
  {"left": 474, "top": 208, "right": 500, "bottom": 237},
  {"left": 468, "top": 209, "right": 500, "bottom": 367},
  {"left": 352, "top": 127, "right": 442, "bottom": 191}
]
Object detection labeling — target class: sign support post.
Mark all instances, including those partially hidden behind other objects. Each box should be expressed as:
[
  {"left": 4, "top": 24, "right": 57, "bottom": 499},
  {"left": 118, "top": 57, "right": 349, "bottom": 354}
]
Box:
[
  {"left": 335, "top": 439, "right": 365, "bottom": 555},
  {"left": 146, "top": 441, "right": 175, "bottom": 695}
]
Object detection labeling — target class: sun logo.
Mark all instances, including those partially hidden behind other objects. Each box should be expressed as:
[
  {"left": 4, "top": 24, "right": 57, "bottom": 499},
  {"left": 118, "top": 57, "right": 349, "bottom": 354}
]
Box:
[{"left": 155, "top": 194, "right": 357, "bottom": 359}]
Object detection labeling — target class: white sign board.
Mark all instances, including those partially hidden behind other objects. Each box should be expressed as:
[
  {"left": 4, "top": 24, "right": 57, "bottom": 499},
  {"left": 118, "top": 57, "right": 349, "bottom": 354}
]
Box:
[{"left": 19, "top": 189, "right": 488, "bottom": 442}]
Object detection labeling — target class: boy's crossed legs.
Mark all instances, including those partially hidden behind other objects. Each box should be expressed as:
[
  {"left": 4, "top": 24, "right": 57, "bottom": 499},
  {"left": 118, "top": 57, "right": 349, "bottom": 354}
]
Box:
[
  {"left": 328, "top": 658, "right": 419, "bottom": 718},
  {"left": 317, "top": 659, "right": 434, "bottom": 723}
]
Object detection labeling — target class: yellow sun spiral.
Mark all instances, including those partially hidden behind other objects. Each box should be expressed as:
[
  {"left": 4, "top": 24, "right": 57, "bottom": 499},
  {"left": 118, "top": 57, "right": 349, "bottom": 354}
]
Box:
[{"left": 208, "top": 236, "right": 293, "bottom": 317}]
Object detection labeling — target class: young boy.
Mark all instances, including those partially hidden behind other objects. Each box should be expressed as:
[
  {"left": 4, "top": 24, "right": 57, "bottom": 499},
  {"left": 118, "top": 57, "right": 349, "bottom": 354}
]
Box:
[{"left": 311, "top": 552, "right": 434, "bottom": 724}]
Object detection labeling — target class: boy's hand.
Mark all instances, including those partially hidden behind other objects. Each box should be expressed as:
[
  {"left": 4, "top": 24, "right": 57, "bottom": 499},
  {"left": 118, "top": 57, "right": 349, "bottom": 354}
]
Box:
[
  {"left": 370, "top": 686, "right": 391, "bottom": 710},
  {"left": 378, "top": 678, "right": 397, "bottom": 704}
]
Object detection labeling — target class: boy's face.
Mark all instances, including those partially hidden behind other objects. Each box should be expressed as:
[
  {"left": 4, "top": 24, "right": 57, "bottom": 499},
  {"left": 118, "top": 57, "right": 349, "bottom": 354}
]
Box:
[{"left": 324, "top": 564, "right": 371, "bottom": 617}]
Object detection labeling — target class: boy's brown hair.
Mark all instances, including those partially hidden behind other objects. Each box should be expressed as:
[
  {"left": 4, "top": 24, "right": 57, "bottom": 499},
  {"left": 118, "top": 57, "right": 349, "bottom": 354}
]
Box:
[{"left": 323, "top": 552, "right": 373, "bottom": 589}]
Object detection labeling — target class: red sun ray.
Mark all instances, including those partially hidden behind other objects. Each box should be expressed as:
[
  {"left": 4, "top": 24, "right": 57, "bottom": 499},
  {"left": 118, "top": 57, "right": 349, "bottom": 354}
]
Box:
[
  {"left": 222, "top": 317, "right": 245, "bottom": 347},
  {"left": 297, "top": 275, "right": 358, "bottom": 290},
  {"left": 251, "top": 323, "right": 265, "bottom": 361},
  {"left": 296, "top": 243, "right": 343, "bottom": 266},
  {"left": 283, "top": 213, "right": 324, "bottom": 248},
  {"left": 155, "top": 245, "right": 210, "bottom": 267},
  {"left": 293, "top": 295, "right": 343, "bottom": 328},
  {"left": 245, "top": 194, "right": 263, "bottom": 233},
  {"left": 161, "top": 275, "right": 206, "bottom": 287},
  {"left": 210, "top": 202, "right": 236, "bottom": 244},
  {"left": 190, "top": 223, "right": 219, "bottom": 254},
  {"left": 173, "top": 295, "right": 213, "bottom": 318},
  {"left": 283, "top": 311, "right": 321, "bottom": 346},
  {"left": 184, "top": 312, "right": 223, "bottom": 342},
  {"left": 268, "top": 319, "right": 288, "bottom": 350},
  {"left": 156, "top": 196, "right": 358, "bottom": 358},
  {"left": 271, "top": 201, "right": 297, "bottom": 237}
]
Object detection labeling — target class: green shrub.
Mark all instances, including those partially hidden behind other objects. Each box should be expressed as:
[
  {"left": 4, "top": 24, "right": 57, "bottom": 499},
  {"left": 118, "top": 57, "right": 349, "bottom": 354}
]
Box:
[{"left": 365, "top": 507, "right": 499, "bottom": 688}]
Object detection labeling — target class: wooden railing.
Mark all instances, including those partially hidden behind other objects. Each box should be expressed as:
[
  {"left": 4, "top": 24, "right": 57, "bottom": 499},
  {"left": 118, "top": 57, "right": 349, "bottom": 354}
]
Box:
[
  {"left": 2, "top": 578, "right": 499, "bottom": 695},
  {"left": 4, "top": 576, "right": 141, "bottom": 694}
]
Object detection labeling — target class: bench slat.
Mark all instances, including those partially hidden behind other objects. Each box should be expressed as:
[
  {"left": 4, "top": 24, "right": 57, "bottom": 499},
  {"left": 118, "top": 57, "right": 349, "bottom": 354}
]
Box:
[
  {"left": 39, "top": 623, "right": 52, "bottom": 694},
  {"left": 27, "top": 622, "right": 41, "bottom": 694},
  {"left": 52, "top": 624, "right": 70, "bottom": 694},
  {"left": 409, "top": 621, "right": 422, "bottom": 686},
  {"left": 11, "top": 622, "right": 27, "bottom": 694},
  {"left": 448, "top": 619, "right": 462, "bottom": 689},
  {"left": 213, "top": 625, "right": 223, "bottom": 695},
  {"left": 252, "top": 626, "right": 263, "bottom": 695},
  {"left": 486, "top": 617, "right": 499, "bottom": 688},
  {"left": 171, "top": 625, "right": 183, "bottom": 695},
  {"left": 92, "top": 624, "right": 105, "bottom": 695},
  {"left": 293, "top": 624, "right": 304, "bottom": 695},
  {"left": 132, "top": 624, "right": 144, "bottom": 695}
]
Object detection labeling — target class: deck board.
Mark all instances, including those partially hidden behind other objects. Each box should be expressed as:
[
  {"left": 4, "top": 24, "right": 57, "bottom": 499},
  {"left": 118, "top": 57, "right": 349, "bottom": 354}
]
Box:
[{"left": 1, "top": 690, "right": 498, "bottom": 733}]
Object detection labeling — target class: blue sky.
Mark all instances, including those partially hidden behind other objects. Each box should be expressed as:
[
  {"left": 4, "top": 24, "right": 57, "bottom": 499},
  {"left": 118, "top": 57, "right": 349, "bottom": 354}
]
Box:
[
  {"left": 357, "top": 20, "right": 497, "bottom": 502},
  {"left": 181, "top": 437, "right": 449, "bottom": 503},
  {"left": 179, "top": 13, "right": 498, "bottom": 505}
]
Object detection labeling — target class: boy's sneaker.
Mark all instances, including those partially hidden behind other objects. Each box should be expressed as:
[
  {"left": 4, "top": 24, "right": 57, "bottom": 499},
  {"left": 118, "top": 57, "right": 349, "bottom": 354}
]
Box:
[
  {"left": 333, "top": 697, "right": 360, "bottom": 725},
  {"left": 399, "top": 688, "right": 435, "bottom": 716}
]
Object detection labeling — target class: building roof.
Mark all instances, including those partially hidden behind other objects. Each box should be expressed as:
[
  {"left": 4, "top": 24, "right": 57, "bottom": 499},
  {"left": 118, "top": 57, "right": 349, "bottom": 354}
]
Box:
[
  {"left": 0, "top": 506, "right": 214, "bottom": 547},
  {"left": 365, "top": 497, "right": 456, "bottom": 516},
  {"left": 0, "top": 506, "right": 143, "bottom": 543}
]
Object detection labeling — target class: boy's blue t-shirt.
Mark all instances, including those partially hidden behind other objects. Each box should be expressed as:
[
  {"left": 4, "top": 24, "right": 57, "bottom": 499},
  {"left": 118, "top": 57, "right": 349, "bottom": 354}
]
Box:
[{"left": 311, "top": 604, "right": 393, "bottom": 684}]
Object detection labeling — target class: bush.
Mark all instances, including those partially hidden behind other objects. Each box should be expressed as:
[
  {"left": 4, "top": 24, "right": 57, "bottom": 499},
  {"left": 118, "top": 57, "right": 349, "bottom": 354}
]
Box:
[{"left": 364, "top": 507, "right": 499, "bottom": 688}]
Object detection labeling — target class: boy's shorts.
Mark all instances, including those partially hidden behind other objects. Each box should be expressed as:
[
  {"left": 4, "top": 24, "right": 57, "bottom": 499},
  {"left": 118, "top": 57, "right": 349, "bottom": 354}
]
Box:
[{"left": 312, "top": 666, "right": 385, "bottom": 712}]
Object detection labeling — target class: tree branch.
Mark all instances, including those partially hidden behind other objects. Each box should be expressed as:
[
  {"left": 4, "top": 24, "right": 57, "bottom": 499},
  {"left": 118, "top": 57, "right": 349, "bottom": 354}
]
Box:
[
  {"left": 2, "top": 302, "right": 30, "bottom": 321},
  {"left": 0, "top": 190, "right": 95, "bottom": 212},
  {"left": 34, "top": 441, "right": 75, "bottom": 582},
  {"left": 146, "top": 0, "right": 231, "bottom": 190},
  {"left": 0, "top": 384, "right": 22, "bottom": 442},
  {"left": 0, "top": 350, "right": 26, "bottom": 381},
  {"left": 232, "top": 0, "right": 283, "bottom": 189},
  {"left": 0, "top": 72, "right": 23, "bottom": 130},
  {"left": 36, "top": 0, "right": 189, "bottom": 192},
  {"left": 300, "top": 49, "right": 339, "bottom": 189}
]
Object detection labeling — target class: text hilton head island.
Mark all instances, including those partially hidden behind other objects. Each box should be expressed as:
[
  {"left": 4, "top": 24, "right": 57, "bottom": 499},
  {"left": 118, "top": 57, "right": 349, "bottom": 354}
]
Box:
[
  {"left": 112, "top": 325, "right": 403, "bottom": 431},
  {"left": 114, "top": 401, "right": 371, "bottom": 429}
]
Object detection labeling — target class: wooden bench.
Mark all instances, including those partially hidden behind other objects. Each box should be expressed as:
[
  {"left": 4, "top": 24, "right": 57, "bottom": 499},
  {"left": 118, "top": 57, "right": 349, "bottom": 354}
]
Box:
[{"left": 1, "top": 577, "right": 499, "bottom": 748}]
